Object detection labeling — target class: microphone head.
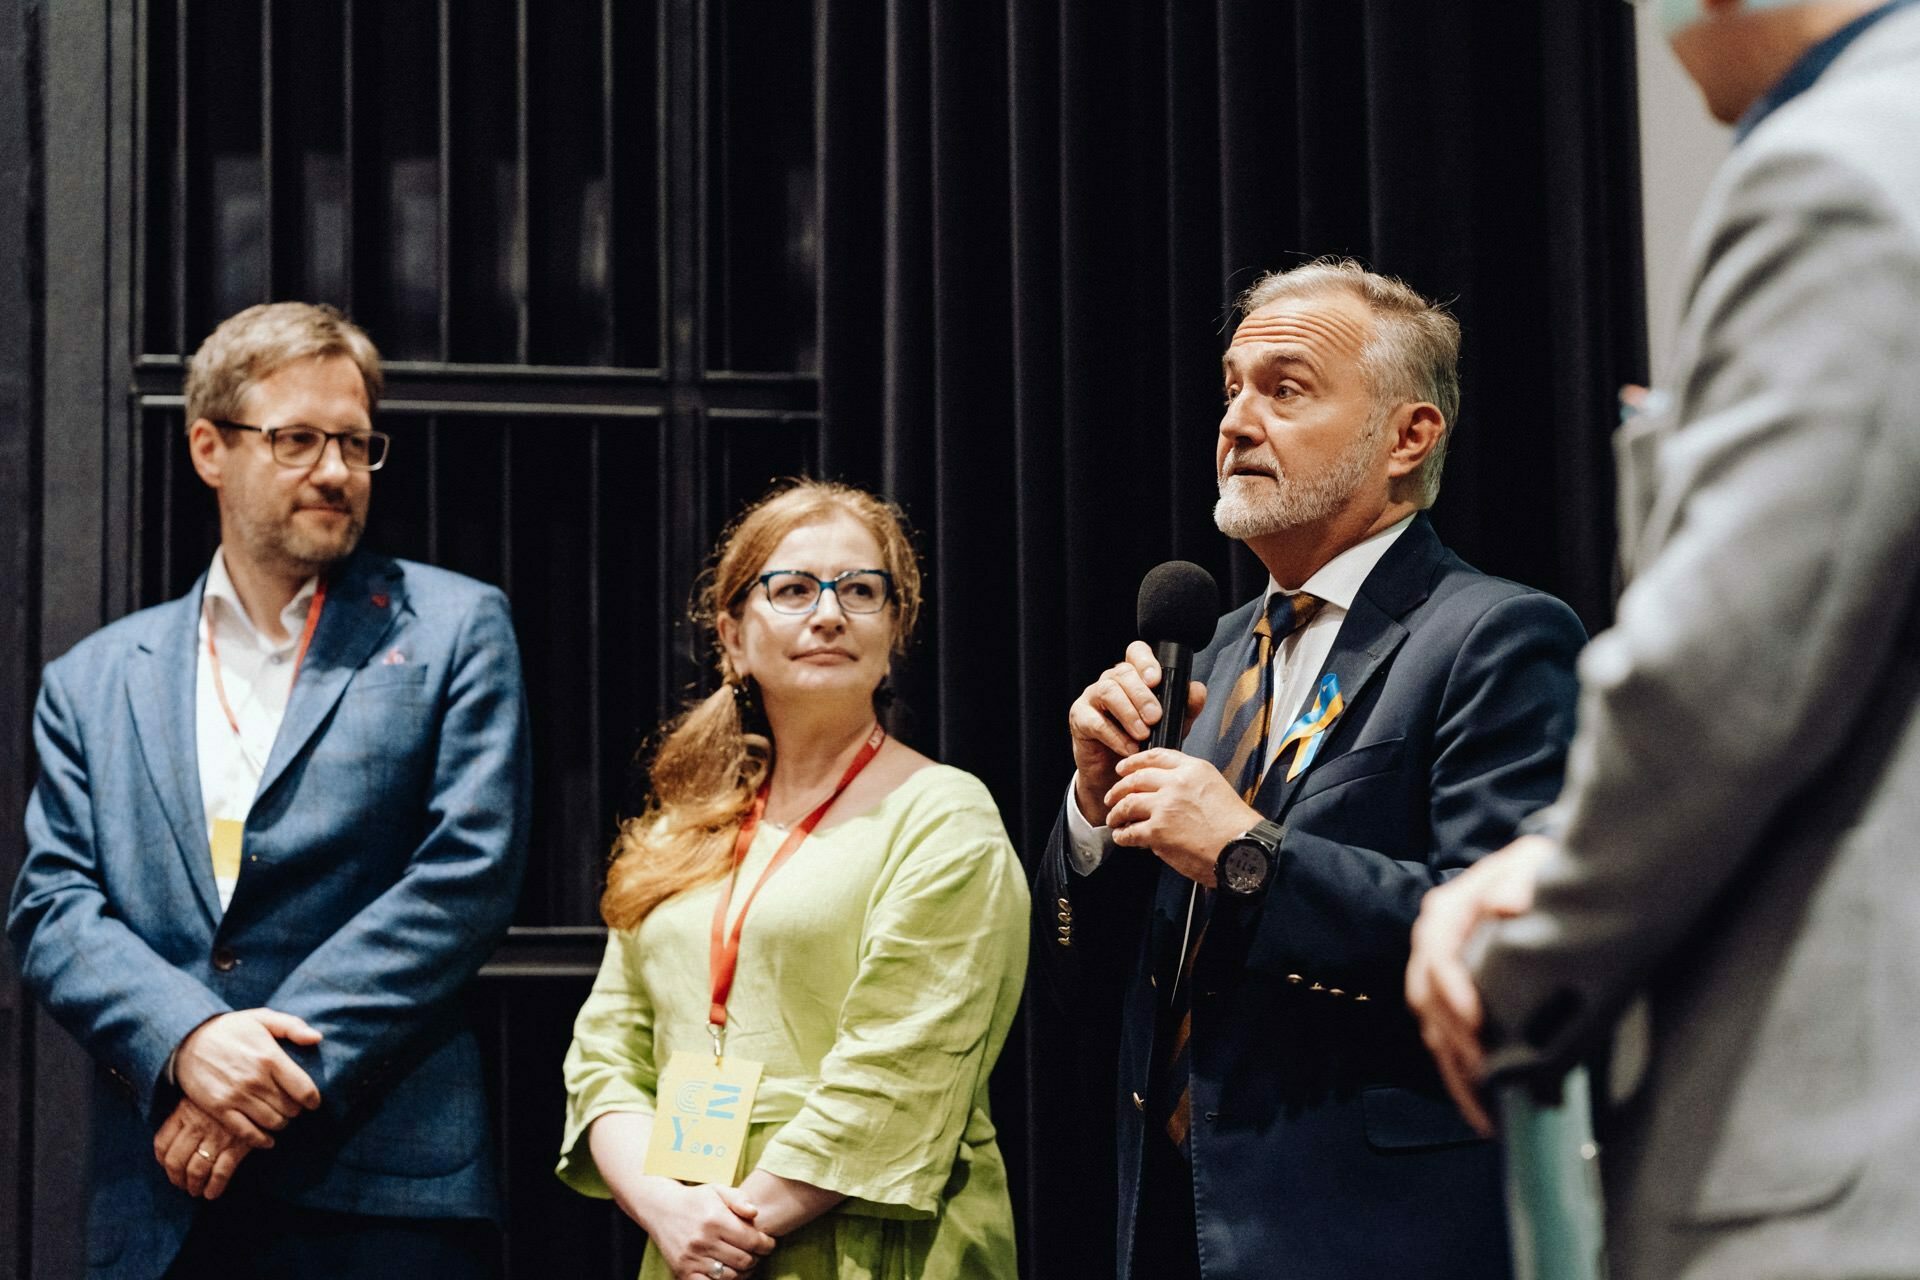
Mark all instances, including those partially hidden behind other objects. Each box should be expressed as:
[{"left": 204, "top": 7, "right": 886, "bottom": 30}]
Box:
[{"left": 1137, "top": 560, "right": 1220, "bottom": 649}]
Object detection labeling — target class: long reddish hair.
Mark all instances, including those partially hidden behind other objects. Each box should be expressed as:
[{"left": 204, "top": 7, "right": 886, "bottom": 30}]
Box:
[{"left": 600, "top": 480, "right": 922, "bottom": 930}]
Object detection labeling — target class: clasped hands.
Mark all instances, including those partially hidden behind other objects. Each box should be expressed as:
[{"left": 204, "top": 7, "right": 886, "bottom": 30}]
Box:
[
  {"left": 1069, "top": 640, "right": 1259, "bottom": 884},
  {"left": 637, "top": 1181, "right": 776, "bottom": 1280},
  {"left": 154, "top": 1007, "right": 324, "bottom": 1199}
]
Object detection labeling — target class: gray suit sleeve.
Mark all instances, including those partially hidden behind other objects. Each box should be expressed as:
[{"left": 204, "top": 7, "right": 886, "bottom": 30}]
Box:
[{"left": 1472, "top": 138, "right": 1920, "bottom": 1073}]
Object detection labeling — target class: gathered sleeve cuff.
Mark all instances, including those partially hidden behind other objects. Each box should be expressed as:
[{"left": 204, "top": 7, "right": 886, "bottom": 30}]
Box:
[
  {"left": 755, "top": 779, "right": 1029, "bottom": 1216},
  {"left": 556, "top": 929, "right": 658, "bottom": 1199}
]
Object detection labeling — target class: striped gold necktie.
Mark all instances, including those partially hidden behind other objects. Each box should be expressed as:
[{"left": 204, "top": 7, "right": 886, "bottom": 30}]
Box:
[
  {"left": 1162, "top": 590, "right": 1323, "bottom": 1155},
  {"left": 1216, "top": 591, "right": 1325, "bottom": 800}
]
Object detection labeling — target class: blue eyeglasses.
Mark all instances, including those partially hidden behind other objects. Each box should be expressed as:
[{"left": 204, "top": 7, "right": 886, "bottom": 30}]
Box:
[{"left": 748, "top": 569, "right": 894, "bottom": 615}]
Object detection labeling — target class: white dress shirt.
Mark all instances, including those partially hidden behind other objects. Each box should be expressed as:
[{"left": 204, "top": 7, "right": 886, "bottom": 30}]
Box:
[
  {"left": 195, "top": 548, "right": 321, "bottom": 911},
  {"left": 1065, "top": 515, "right": 1414, "bottom": 872}
]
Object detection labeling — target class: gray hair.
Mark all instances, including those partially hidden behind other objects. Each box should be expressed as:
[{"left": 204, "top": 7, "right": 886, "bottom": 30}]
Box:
[
  {"left": 1236, "top": 257, "right": 1460, "bottom": 508},
  {"left": 185, "top": 301, "right": 383, "bottom": 429}
]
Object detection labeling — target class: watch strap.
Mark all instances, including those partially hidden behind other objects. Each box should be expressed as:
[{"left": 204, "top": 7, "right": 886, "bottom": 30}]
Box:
[{"left": 1244, "top": 818, "right": 1286, "bottom": 852}]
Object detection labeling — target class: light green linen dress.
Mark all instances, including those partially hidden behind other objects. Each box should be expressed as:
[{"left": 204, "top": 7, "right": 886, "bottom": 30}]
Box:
[{"left": 557, "top": 764, "right": 1030, "bottom": 1279}]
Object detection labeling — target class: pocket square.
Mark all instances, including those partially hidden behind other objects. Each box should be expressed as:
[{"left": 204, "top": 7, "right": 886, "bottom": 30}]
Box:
[
  {"left": 1276, "top": 672, "right": 1344, "bottom": 781},
  {"left": 380, "top": 648, "right": 408, "bottom": 666}
]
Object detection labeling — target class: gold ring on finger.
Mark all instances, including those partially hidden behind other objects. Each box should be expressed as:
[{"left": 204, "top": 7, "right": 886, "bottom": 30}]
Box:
[{"left": 195, "top": 1148, "right": 215, "bottom": 1161}]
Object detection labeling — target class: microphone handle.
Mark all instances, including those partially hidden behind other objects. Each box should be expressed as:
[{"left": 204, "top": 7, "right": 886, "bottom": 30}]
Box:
[{"left": 1146, "top": 640, "right": 1194, "bottom": 751}]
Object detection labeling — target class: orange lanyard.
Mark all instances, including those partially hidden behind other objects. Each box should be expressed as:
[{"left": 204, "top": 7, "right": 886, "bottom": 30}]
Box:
[
  {"left": 205, "top": 577, "right": 328, "bottom": 739},
  {"left": 707, "top": 722, "right": 886, "bottom": 1055}
]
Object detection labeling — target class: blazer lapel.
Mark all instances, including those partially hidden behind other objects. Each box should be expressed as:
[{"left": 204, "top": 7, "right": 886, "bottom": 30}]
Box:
[
  {"left": 1182, "top": 596, "right": 1262, "bottom": 762},
  {"left": 1252, "top": 515, "right": 1441, "bottom": 817},
  {"left": 254, "top": 553, "right": 404, "bottom": 804},
  {"left": 1254, "top": 592, "right": 1407, "bottom": 816},
  {"left": 126, "top": 579, "right": 221, "bottom": 925}
]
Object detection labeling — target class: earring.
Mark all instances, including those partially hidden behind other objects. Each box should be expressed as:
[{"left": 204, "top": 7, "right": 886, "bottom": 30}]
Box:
[{"left": 732, "top": 676, "right": 760, "bottom": 721}]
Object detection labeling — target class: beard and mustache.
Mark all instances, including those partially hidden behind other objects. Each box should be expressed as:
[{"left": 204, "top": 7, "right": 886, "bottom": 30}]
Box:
[
  {"left": 1213, "top": 413, "right": 1386, "bottom": 540},
  {"left": 226, "top": 482, "right": 368, "bottom": 578}
]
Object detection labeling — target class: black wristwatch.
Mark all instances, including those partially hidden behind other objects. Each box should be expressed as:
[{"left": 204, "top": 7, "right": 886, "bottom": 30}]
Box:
[{"left": 1217, "top": 819, "right": 1286, "bottom": 897}]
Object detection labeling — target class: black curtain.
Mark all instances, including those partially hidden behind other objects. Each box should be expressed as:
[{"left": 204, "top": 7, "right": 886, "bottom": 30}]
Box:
[{"left": 813, "top": 3, "right": 1643, "bottom": 1274}]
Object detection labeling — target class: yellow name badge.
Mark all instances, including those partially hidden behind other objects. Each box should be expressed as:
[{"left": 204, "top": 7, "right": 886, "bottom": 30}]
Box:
[
  {"left": 209, "top": 818, "right": 245, "bottom": 884},
  {"left": 643, "top": 1050, "right": 763, "bottom": 1186}
]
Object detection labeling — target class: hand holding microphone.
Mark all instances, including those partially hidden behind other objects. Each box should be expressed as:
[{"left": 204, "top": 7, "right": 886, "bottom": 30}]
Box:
[{"left": 1067, "top": 562, "right": 1218, "bottom": 825}]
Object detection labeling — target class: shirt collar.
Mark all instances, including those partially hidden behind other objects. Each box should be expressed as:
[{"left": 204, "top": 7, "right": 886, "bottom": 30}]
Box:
[
  {"left": 1735, "top": 0, "right": 1918, "bottom": 142},
  {"left": 204, "top": 548, "right": 321, "bottom": 651},
  {"left": 1262, "top": 514, "right": 1416, "bottom": 614}
]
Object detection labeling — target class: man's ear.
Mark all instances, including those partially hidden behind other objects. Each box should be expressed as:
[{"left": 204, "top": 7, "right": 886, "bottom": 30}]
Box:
[
  {"left": 1384, "top": 401, "right": 1446, "bottom": 481},
  {"left": 186, "top": 418, "right": 227, "bottom": 490}
]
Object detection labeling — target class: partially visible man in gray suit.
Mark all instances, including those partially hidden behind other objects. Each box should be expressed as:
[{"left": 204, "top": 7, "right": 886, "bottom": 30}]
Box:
[{"left": 1406, "top": 2, "right": 1920, "bottom": 1278}]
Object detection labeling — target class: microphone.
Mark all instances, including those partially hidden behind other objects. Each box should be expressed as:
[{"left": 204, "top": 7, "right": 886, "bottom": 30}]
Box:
[{"left": 1136, "top": 561, "right": 1220, "bottom": 751}]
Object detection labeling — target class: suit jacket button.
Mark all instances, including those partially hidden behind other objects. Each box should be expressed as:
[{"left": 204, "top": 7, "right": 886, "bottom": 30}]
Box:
[
  {"left": 211, "top": 946, "right": 238, "bottom": 972},
  {"left": 1309, "top": 981, "right": 1325, "bottom": 992},
  {"left": 1328, "top": 988, "right": 1346, "bottom": 998},
  {"left": 1353, "top": 993, "right": 1370, "bottom": 1003},
  {"left": 1286, "top": 973, "right": 1304, "bottom": 985},
  {"left": 1056, "top": 897, "right": 1070, "bottom": 911},
  {"left": 1131, "top": 1092, "right": 1145, "bottom": 1112}
]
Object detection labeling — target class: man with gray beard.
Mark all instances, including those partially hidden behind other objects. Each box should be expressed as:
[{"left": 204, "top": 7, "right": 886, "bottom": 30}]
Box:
[{"left": 1032, "top": 258, "right": 1585, "bottom": 1280}]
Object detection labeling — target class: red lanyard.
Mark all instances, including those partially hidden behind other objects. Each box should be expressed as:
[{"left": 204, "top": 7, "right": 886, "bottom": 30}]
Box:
[
  {"left": 205, "top": 577, "right": 328, "bottom": 739},
  {"left": 707, "top": 722, "right": 886, "bottom": 1053}
]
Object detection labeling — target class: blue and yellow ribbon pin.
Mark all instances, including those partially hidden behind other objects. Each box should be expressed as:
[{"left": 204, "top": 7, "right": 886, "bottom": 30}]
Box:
[{"left": 1275, "top": 672, "right": 1344, "bottom": 781}]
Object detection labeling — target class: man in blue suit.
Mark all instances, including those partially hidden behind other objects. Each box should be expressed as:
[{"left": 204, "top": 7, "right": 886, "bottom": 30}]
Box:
[
  {"left": 8, "top": 302, "right": 531, "bottom": 1278},
  {"left": 1034, "top": 259, "right": 1584, "bottom": 1279}
]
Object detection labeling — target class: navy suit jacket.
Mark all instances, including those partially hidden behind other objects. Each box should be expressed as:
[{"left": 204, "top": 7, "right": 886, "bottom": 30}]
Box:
[
  {"left": 1035, "top": 516, "right": 1583, "bottom": 1280},
  {"left": 8, "top": 550, "right": 532, "bottom": 1279}
]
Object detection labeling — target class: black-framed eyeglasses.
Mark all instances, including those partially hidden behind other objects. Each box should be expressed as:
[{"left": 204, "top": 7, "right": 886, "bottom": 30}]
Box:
[
  {"left": 747, "top": 569, "right": 894, "bottom": 615},
  {"left": 213, "top": 420, "right": 391, "bottom": 471}
]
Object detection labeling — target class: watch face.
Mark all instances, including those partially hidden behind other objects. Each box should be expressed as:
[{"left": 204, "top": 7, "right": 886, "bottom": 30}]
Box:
[{"left": 1222, "top": 842, "right": 1267, "bottom": 894}]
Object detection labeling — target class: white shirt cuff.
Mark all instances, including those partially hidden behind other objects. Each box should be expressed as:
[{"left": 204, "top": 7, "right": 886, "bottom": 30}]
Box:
[{"left": 1063, "top": 778, "right": 1114, "bottom": 876}]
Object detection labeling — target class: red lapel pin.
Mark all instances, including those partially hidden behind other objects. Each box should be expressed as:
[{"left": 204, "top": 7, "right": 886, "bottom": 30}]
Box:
[{"left": 371, "top": 592, "right": 389, "bottom": 609}]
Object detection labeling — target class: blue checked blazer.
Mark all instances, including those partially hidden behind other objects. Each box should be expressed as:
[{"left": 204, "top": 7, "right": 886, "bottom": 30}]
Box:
[{"left": 8, "top": 549, "right": 531, "bottom": 1278}]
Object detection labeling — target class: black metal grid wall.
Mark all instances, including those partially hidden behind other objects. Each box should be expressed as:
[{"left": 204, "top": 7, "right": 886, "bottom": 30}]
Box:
[{"left": 115, "top": 4, "right": 824, "bottom": 1272}]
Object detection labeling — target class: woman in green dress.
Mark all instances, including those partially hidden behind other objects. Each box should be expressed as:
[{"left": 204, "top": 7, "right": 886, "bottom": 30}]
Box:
[{"left": 558, "top": 480, "right": 1029, "bottom": 1280}]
